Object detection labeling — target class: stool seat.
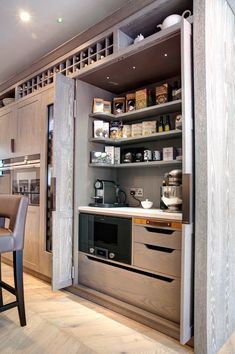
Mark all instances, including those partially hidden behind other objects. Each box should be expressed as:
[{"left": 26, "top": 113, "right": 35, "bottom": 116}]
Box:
[{"left": 0, "top": 227, "right": 13, "bottom": 253}]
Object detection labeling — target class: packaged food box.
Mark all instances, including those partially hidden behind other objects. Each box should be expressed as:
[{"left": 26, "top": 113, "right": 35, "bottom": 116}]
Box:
[
  {"left": 135, "top": 89, "right": 148, "bottom": 110},
  {"left": 93, "top": 120, "right": 104, "bottom": 138},
  {"left": 103, "top": 101, "right": 111, "bottom": 113},
  {"left": 162, "top": 147, "right": 177, "bottom": 161},
  {"left": 90, "top": 152, "right": 108, "bottom": 163},
  {"left": 110, "top": 121, "right": 122, "bottom": 139},
  {"left": 155, "top": 83, "right": 170, "bottom": 105},
  {"left": 131, "top": 123, "right": 142, "bottom": 137},
  {"left": 122, "top": 125, "right": 131, "bottom": 138},
  {"left": 175, "top": 114, "right": 182, "bottom": 130},
  {"left": 93, "top": 98, "right": 104, "bottom": 113},
  {"left": 105, "top": 146, "right": 115, "bottom": 164},
  {"left": 142, "top": 121, "right": 156, "bottom": 135},
  {"left": 102, "top": 122, "right": 109, "bottom": 138},
  {"left": 114, "top": 147, "right": 121, "bottom": 164}
]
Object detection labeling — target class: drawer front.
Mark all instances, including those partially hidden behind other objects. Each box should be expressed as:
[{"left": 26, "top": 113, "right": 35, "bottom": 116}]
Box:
[
  {"left": 133, "top": 225, "right": 182, "bottom": 250},
  {"left": 133, "top": 242, "right": 181, "bottom": 277},
  {"left": 78, "top": 252, "right": 180, "bottom": 323}
]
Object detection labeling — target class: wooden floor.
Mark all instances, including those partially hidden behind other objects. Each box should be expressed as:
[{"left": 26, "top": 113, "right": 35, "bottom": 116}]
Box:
[{"left": 0, "top": 263, "right": 193, "bottom": 354}]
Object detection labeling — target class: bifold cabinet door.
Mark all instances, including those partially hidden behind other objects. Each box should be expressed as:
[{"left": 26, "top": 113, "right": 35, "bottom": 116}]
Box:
[
  {"left": 52, "top": 73, "right": 74, "bottom": 290},
  {"left": 180, "top": 19, "right": 194, "bottom": 344}
]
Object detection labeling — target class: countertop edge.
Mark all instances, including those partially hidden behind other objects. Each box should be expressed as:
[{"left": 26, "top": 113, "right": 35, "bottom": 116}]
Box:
[{"left": 78, "top": 206, "right": 182, "bottom": 221}]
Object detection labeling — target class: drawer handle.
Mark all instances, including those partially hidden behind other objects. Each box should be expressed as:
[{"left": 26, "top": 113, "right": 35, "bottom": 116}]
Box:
[
  {"left": 145, "top": 227, "right": 174, "bottom": 235},
  {"left": 145, "top": 244, "right": 174, "bottom": 253}
]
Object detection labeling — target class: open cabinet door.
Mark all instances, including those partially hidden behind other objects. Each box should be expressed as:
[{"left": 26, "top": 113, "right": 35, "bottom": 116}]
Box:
[
  {"left": 52, "top": 73, "right": 75, "bottom": 290},
  {"left": 180, "top": 19, "right": 194, "bottom": 344}
]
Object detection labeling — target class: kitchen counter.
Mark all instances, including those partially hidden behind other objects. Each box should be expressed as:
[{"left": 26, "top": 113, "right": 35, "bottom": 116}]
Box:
[{"left": 78, "top": 206, "right": 182, "bottom": 221}]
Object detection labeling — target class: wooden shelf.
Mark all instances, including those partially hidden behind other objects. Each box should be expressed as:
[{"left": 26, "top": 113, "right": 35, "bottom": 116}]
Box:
[
  {"left": 90, "top": 130, "right": 182, "bottom": 145},
  {"left": 89, "top": 100, "right": 181, "bottom": 122},
  {"left": 89, "top": 160, "right": 182, "bottom": 168}
]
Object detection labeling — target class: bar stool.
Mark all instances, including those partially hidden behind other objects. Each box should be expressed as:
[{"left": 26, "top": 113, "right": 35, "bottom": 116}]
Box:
[{"left": 0, "top": 195, "right": 28, "bottom": 326}]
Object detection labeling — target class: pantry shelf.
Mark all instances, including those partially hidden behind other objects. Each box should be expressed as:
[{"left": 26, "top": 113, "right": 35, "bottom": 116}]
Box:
[
  {"left": 89, "top": 130, "right": 182, "bottom": 146},
  {"left": 89, "top": 160, "right": 182, "bottom": 169},
  {"left": 89, "top": 100, "right": 182, "bottom": 122}
]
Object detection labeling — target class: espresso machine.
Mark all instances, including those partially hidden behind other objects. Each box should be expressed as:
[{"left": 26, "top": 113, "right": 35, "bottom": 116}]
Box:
[
  {"left": 160, "top": 170, "right": 182, "bottom": 212},
  {"left": 89, "top": 179, "right": 127, "bottom": 207}
]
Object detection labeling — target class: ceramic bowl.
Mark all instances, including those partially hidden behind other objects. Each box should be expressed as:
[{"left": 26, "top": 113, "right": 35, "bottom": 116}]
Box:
[
  {"left": 3, "top": 98, "right": 14, "bottom": 106},
  {"left": 141, "top": 199, "right": 153, "bottom": 209}
]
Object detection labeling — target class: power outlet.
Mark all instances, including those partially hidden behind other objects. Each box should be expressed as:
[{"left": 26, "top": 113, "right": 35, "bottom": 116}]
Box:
[{"left": 130, "top": 188, "right": 144, "bottom": 197}]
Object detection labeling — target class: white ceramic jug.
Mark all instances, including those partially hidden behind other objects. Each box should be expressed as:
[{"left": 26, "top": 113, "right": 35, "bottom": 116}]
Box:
[{"left": 157, "top": 10, "right": 191, "bottom": 31}]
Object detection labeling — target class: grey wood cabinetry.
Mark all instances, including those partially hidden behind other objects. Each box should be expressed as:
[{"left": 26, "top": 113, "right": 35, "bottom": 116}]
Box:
[
  {"left": 15, "top": 94, "right": 42, "bottom": 156},
  {"left": 0, "top": 105, "right": 16, "bottom": 159},
  {"left": 74, "top": 16, "right": 194, "bottom": 344}
]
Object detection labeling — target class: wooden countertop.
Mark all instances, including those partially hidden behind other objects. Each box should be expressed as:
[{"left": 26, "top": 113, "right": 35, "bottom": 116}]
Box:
[{"left": 78, "top": 206, "right": 182, "bottom": 221}]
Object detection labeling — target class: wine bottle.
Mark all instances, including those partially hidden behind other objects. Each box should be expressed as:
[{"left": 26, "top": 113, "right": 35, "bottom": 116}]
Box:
[
  {"left": 172, "top": 81, "right": 178, "bottom": 101},
  {"left": 158, "top": 116, "right": 164, "bottom": 133},
  {"left": 164, "top": 115, "right": 171, "bottom": 131}
]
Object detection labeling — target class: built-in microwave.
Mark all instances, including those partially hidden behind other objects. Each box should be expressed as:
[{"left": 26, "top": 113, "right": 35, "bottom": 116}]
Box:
[
  {"left": 0, "top": 154, "right": 40, "bottom": 205},
  {"left": 79, "top": 213, "right": 132, "bottom": 264}
]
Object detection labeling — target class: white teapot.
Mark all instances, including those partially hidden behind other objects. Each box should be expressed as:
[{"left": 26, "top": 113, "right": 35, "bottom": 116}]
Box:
[{"left": 157, "top": 10, "right": 191, "bottom": 31}]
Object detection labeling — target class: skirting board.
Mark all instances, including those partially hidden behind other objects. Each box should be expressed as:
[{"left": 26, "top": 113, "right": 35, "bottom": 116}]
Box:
[
  {"left": 2, "top": 258, "right": 51, "bottom": 284},
  {"left": 67, "top": 283, "right": 180, "bottom": 340}
]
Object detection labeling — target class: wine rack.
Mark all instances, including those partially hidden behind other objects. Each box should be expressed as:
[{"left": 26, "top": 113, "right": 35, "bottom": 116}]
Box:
[{"left": 16, "top": 33, "right": 114, "bottom": 99}]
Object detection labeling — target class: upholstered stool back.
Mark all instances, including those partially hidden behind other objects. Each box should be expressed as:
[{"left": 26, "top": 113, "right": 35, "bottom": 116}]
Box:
[{"left": 0, "top": 195, "right": 28, "bottom": 253}]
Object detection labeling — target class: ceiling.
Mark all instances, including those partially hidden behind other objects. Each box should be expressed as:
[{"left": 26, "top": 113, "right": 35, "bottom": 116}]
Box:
[{"left": 0, "top": 0, "right": 130, "bottom": 85}]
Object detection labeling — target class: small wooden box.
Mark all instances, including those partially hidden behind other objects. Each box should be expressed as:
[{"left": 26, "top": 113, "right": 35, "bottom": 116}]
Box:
[
  {"left": 113, "top": 97, "right": 125, "bottom": 114},
  {"left": 126, "top": 93, "right": 136, "bottom": 112}
]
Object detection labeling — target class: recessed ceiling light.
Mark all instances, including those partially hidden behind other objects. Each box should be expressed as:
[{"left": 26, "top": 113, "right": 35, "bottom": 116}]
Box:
[
  {"left": 164, "top": 53, "right": 168, "bottom": 57},
  {"left": 57, "top": 17, "right": 63, "bottom": 23},
  {"left": 106, "top": 76, "right": 110, "bottom": 80},
  {"left": 19, "top": 11, "right": 31, "bottom": 22},
  {"left": 132, "top": 66, "right": 136, "bottom": 69}
]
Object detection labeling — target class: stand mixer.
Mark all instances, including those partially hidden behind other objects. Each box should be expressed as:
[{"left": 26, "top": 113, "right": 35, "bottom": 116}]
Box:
[{"left": 160, "top": 169, "right": 182, "bottom": 212}]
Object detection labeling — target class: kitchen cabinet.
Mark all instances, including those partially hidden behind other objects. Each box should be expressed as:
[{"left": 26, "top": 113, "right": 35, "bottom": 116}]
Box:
[
  {"left": 23, "top": 206, "right": 40, "bottom": 271},
  {"left": 74, "top": 14, "right": 193, "bottom": 345},
  {"left": 0, "top": 105, "right": 16, "bottom": 159},
  {"left": 15, "top": 94, "right": 42, "bottom": 156}
]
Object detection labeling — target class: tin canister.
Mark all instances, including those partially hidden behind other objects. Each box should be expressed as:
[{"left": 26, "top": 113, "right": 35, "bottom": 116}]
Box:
[
  {"left": 143, "top": 150, "right": 152, "bottom": 161},
  {"left": 152, "top": 150, "right": 161, "bottom": 161}
]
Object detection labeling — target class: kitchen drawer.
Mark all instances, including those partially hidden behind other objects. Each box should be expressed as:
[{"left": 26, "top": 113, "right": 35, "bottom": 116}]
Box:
[
  {"left": 133, "top": 224, "right": 181, "bottom": 250},
  {"left": 78, "top": 252, "right": 180, "bottom": 323},
  {"left": 133, "top": 242, "right": 181, "bottom": 277}
]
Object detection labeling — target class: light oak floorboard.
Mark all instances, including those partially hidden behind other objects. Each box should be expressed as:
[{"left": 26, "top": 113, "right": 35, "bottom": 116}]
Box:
[{"left": 0, "top": 264, "right": 193, "bottom": 354}]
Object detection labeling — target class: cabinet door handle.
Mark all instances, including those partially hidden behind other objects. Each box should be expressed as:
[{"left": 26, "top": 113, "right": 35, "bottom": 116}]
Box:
[
  {"left": 51, "top": 177, "right": 56, "bottom": 211},
  {"left": 182, "top": 173, "right": 191, "bottom": 224},
  {"left": 10, "top": 139, "right": 15, "bottom": 153}
]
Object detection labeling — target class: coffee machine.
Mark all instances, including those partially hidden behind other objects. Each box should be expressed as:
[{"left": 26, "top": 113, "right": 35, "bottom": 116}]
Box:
[
  {"left": 89, "top": 179, "right": 127, "bottom": 207},
  {"left": 160, "top": 170, "right": 182, "bottom": 212}
]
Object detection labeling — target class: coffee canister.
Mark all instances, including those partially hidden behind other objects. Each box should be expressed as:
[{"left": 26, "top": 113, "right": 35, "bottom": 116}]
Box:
[
  {"left": 143, "top": 150, "right": 152, "bottom": 161},
  {"left": 153, "top": 150, "right": 161, "bottom": 161}
]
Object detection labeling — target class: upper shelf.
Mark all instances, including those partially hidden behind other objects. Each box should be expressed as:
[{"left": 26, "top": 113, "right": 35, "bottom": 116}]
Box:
[
  {"left": 90, "top": 130, "right": 182, "bottom": 146},
  {"left": 89, "top": 100, "right": 181, "bottom": 122}
]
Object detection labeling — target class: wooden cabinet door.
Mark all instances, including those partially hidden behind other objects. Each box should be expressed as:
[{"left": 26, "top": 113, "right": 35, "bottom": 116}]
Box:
[
  {"left": 23, "top": 206, "right": 40, "bottom": 271},
  {"left": 52, "top": 74, "right": 74, "bottom": 290},
  {"left": 180, "top": 18, "right": 194, "bottom": 345},
  {"left": 0, "top": 106, "right": 16, "bottom": 159},
  {"left": 16, "top": 95, "right": 41, "bottom": 156}
]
